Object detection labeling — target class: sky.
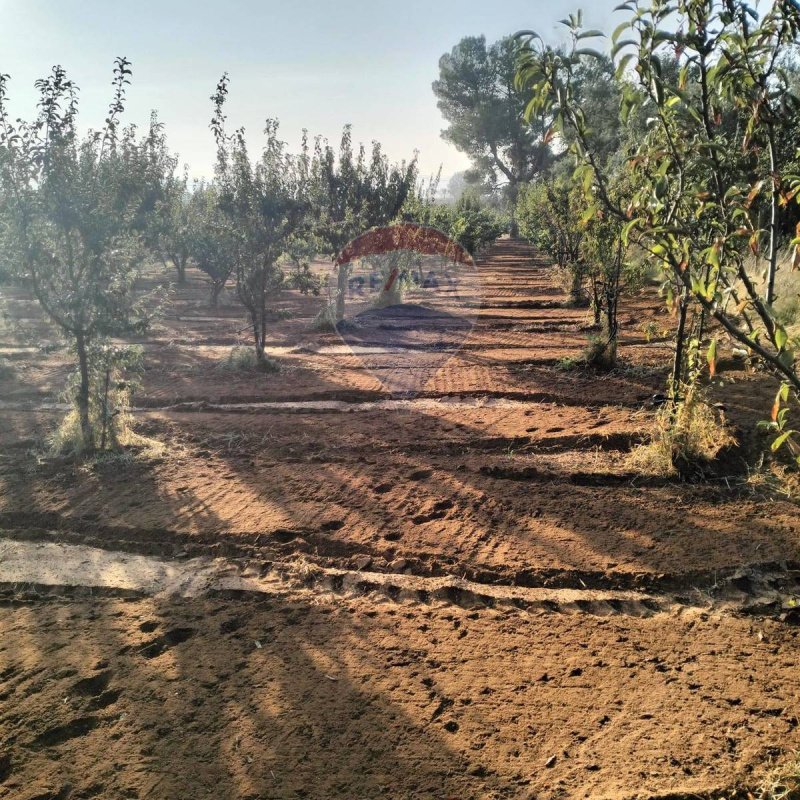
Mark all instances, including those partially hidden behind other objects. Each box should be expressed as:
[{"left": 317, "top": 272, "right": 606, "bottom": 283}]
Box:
[{"left": 0, "top": 0, "right": 621, "bottom": 183}]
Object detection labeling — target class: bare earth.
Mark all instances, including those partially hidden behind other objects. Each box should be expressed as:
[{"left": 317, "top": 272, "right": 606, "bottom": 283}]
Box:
[{"left": 0, "top": 240, "right": 799, "bottom": 800}]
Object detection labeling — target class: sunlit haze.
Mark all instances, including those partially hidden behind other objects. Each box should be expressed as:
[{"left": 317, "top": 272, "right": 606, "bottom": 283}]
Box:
[{"left": 0, "top": 0, "right": 620, "bottom": 181}]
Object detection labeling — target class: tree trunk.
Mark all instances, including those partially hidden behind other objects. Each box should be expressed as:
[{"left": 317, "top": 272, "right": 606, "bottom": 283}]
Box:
[
  {"left": 210, "top": 282, "right": 222, "bottom": 309},
  {"left": 252, "top": 320, "right": 264, "bottom": 363},
  {"left": 569, "top": 268, "right": 584, "bottom": 307},
  {"left": 671, "top": 288, "right": 690, "bottom": 405},
  {"left": 336, "top": 264, "right": 348, "bottom": 322},
  {"left": 75, "top": 332, "right": 93, "bottom": 451},
  {"left": 508, "top": 181, "right": 520, "bottom": 238},
  {"left": 603, "top": 244, "right": 622, "bottom": 366},
  {"left": 100, "top": 366, "right": 111, "bottom": 451},
  {"left": 604, "top": 288, "right": 618, "bottom": 367},
  {"left": 765, "top": 128, "right": 779, "bottom": 306},
  {"left": 591, "top": 278, "right": 602, "bottom": 325},
  {"left": 260, "top": 278, "right": 267, "bottom": 362},
  {"left": 176, "top": 258, "right": 187, "bottom": 285}
]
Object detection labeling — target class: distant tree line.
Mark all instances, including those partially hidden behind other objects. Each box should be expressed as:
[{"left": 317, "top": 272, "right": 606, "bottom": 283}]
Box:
[{"left": 0, "top": 59, "right": 503, "bottom": 453}]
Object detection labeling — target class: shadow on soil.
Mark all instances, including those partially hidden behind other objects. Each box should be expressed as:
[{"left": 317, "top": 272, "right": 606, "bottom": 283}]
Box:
[{"left": 0, "top": 589, "right": 501, "bottom": 799}]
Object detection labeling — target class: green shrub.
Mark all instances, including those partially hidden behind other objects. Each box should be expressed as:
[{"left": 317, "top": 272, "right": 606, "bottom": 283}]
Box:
[{"left": 402, "top": 184, "right": 503, "bottom": 255}]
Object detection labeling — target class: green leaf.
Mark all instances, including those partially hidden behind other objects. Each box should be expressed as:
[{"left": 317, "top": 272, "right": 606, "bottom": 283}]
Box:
[
  {"left": 513, "top": 29, "right": 542, "bottom": 42},
  {"left": 612, "top": 21, "right": 630, "bottom": 44},
  {"left": 523, "top": 97, "right": 540, "bottom": 123},
  {"left": 691, "top": 275, "right": 708, "bottom": 298},
  {"left": 582, "top": 166, "right": 594, "bottom": 193},
  {"left": 704, "top": 243, "right": 720, "bottom": 269},
  {"left": 616, "top": 53, "right": 636, "bottom": 80},
  {"left": 771, "top": 430, "right": 795, "bottom": 452},
  {"left": 653, "top": 77, "right": 664, "bottom": 106},
  {"left": 611, "top": 39, "right": 638, "bottom": 58},
  {"left": 649, "top": 55, "right": 663, "bottom": 78},
  {"left": 621, "top": 217, "right": 640, "bottom": 246},
  {"left": 775, "top": 325, "right": 788, "bottom": 351}
]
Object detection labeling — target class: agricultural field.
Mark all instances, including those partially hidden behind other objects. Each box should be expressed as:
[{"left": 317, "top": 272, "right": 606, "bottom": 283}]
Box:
[
  {"left": 1, "top": 240, "right": 799, "bottom": 800},
  {"left": 4, "top": 0, "right": 800, "bottom": 797}
]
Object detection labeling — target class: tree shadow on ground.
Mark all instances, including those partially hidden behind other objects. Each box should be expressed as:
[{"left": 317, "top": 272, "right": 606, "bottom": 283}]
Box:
[{"left": 0, "top": 589, "right": 509, "bottom": 800}]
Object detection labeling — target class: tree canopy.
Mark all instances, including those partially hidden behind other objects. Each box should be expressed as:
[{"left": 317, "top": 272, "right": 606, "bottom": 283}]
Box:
[
  {"left": 0, "top": 58, "right": 167, "bottom": 449},
  {"left": 433, "top": 35, "right": 551, "bottom": 196}
]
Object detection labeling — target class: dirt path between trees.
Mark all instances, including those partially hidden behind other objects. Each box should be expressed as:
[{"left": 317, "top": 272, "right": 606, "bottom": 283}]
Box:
[{"left": 1, "top": 240, "right": 800, "bottom": 799}]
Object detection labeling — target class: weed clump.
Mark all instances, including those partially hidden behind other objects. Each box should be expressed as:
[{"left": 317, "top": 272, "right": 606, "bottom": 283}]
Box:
[
  {"left": 555, "top": 331, "right": 617, "bottom": 371},
  {"left": 555, "top": 355, "right": 584, "bottom": 371},
  {"left": 218, "top": 345, "right": 279, "bottom": 373},
  {"left": 284, "top": 555, "right": 325, "bottom": 586},
  {"left": 628, "top": 389, "right": 737, "bottom": 478},
  {"left": 310, "top": 302, "right": 338, "bottom": 332},
  {"left": 49, "top": 345, "right": 148, "bottom": 457},
  {"left": 583, "top": 332, "right": 617, "bottom": 370}
]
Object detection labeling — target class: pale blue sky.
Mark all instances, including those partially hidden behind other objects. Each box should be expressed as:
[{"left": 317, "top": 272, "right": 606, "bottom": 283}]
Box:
[{"left": 0, "top": 0, "right": 621, "bottom": 181}]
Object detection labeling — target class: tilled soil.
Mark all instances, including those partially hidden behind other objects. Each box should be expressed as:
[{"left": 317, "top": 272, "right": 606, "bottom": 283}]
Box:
[
  {"left": 1, "top": 588, "right": 799, "bottom": 800},
  {"left": 1, "top": 240, "right": 799, "bottom": 799}
]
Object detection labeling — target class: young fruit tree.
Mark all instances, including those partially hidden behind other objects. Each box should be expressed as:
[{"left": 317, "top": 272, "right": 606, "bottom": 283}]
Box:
[
  {"left": 515, "top": 1, "right": 800, "bottom": 464},
  {"left": 447, "top": 190, "right": 506, "bottom": 255},
  {"left": 187, "top": 184, "right": 237, "bottom": 308},
  {"left": 156, "top": 167, "right": 193, "bottom": 284},
  {"left": 402, "top": 173, "right": 505, "bottom": 256},
  {"left": 517, "top": 172, "right": 637, "bottom": 368},
  {"left": 581, "top": 198, "right": 640, "bottom": 368},
  {"left": 309, "top": 127, "right": 417, "bottom": 321},
  {"left": 210, "top": 74, "right": 309, "bottom": 365},
  {"left": 517, "top": 177, "right": 588, "bottom": 305},
  {"left": 0, "top": 58, "right": 167, "bottom": 451}
]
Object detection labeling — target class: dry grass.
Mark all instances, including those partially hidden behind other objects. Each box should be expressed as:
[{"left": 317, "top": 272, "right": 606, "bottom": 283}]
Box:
[
  {"left": 753, "top": 753, "right": 800, "bottom": 800},
  {"left": 744, "top": 250, "right": 800, "bottom": 332},
  {"left": 282, "top": 555, "right": 325, "bottom": 586},
  {"left": 49, "top": 384, "right": 135, "bottom": 457},
  {"left": 773, "top": 258, "right": 800, "bottom": 330},
  {"left": 744, "top": 459, "right": 800, "bottom": 500},
  {"left": 49, "top": 403, "right": 165, "bottom": 461},
  {"left": 310, "top": 301, "right": 338, "bottom": 332},
  {"left": 218, "top": 345, "right": 279, "bottom": 373},
  {"left": 628, "top": 389, "right": 737, "bottom": 477}
]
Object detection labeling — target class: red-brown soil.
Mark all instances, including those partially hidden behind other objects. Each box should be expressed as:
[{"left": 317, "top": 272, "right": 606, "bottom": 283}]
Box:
[{"left": 0, "top": 240, "right": 799, "bottom": 799}]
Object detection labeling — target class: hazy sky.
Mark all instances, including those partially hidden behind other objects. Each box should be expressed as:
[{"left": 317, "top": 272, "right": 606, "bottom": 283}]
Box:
[{"left": 0, "top": 1, "right": 621, "bottom": 182}]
